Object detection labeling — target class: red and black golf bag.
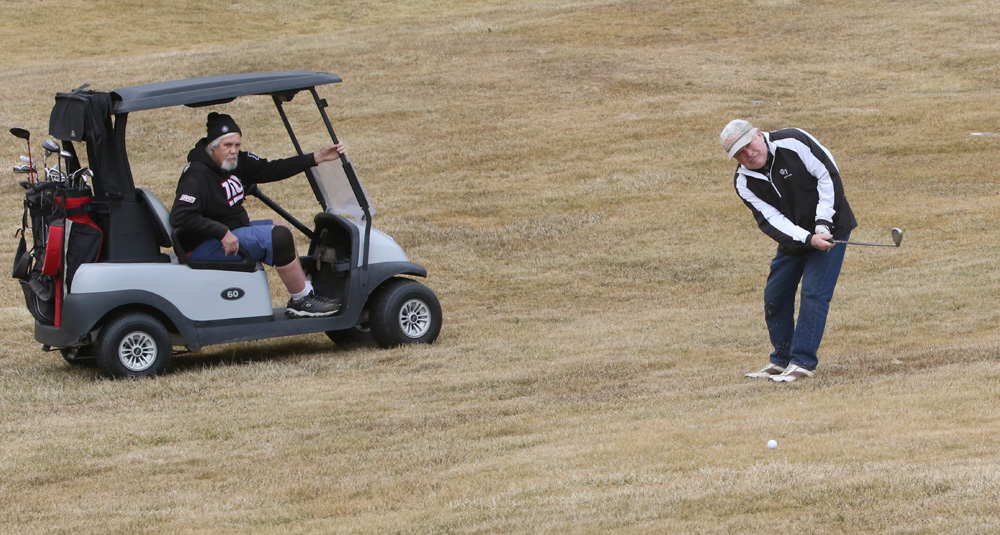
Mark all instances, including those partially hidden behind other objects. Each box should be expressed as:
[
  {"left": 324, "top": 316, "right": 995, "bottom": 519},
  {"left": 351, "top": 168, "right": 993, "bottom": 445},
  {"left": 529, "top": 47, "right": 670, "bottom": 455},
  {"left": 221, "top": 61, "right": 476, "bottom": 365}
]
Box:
[{"left": 13, "top": 181, "right": 102, "bottom": 327}]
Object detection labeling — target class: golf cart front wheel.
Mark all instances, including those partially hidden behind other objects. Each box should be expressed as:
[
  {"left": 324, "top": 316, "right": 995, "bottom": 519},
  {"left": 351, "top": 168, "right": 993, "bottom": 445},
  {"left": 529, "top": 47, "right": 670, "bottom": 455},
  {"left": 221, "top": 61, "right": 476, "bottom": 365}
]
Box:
[
  {"left": 96, "top": 312, "right": 172, "bottom": 378},
  {"left": 369, "top": 278, "right": 442, "bottom": 348}
]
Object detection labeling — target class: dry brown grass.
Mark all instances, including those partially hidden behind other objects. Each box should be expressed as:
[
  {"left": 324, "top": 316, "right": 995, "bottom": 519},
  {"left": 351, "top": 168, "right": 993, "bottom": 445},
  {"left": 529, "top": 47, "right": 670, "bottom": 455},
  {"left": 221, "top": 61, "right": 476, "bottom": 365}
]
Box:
[{"left": 3, "top": 0, "right": 1000, "bottom": 533}]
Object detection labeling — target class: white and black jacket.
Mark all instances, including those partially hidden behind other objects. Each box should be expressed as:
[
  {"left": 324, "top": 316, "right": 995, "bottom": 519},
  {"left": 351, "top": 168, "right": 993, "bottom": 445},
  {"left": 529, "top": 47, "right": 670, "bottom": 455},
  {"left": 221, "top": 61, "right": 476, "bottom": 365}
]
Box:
[{"left": 733, "top": 128, "right": 857, "bottom": 256}]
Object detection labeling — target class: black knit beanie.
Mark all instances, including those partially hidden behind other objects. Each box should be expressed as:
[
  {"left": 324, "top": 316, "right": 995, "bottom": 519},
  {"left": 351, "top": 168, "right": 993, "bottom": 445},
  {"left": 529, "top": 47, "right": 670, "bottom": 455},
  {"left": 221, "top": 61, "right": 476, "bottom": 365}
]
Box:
[{"left": 206, "top": 112, "right": 241, "bottom": 143}]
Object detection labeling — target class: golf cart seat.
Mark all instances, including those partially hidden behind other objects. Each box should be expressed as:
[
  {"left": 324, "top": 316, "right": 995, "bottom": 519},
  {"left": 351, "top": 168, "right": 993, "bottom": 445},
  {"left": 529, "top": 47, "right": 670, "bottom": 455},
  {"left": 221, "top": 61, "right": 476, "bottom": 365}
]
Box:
[
  {"left": 135, "top": 187, "right": 173, "bottom": 249},
  {"left": 171, "top": 227, "right": 259, "bottom": 272},
  {"left": 134, "top": 187, "right": 257, "bottom": 272}
]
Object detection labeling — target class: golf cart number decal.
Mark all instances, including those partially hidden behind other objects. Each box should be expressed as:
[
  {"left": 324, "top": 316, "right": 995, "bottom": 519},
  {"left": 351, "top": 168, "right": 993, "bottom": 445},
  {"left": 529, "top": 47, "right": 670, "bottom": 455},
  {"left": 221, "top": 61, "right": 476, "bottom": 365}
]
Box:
[
  {"left": 221, "top": 176, "right": 244, "bottom": 206},
  {"left": 221, "top": 288, "right": 245, "bottom": 301}
]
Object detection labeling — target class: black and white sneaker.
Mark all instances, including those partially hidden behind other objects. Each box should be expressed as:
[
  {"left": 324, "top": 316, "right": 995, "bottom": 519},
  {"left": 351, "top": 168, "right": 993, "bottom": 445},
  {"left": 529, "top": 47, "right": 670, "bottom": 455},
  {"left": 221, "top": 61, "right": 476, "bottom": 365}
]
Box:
[{"left": 285, "top": 292, "right": 341, "bottom": 318}]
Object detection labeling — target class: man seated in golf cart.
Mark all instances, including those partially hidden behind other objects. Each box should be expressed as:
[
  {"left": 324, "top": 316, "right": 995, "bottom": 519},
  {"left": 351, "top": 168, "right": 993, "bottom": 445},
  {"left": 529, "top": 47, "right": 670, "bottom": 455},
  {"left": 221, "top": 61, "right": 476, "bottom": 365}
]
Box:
[{"left": 170, "top": 112, "right": 345, "bottom": 317}]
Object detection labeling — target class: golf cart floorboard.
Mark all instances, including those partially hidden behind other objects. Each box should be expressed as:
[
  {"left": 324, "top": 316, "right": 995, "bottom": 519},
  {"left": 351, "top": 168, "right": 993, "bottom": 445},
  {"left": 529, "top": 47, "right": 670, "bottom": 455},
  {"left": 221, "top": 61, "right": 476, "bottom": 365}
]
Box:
[
  {"left": 193, "top": 307, "right": 350, "bottom": 347},
  {"left": 271, "top": 307, "right": 345, "bottom": 323}
]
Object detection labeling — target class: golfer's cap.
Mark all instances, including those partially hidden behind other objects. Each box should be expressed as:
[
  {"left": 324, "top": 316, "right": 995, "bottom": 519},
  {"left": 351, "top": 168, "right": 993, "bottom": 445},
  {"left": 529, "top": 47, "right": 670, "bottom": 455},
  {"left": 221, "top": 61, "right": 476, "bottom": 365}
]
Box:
[{"left": 720, "top": 119, "right": 755, "bottom": 159}]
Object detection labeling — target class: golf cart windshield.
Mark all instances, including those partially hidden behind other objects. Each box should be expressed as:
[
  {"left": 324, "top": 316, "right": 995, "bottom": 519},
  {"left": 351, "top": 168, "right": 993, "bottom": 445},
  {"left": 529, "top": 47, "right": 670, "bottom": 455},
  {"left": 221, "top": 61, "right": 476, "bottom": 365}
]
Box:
[{"left": 314, "top": 160, "right": 375, "bottom": 221}]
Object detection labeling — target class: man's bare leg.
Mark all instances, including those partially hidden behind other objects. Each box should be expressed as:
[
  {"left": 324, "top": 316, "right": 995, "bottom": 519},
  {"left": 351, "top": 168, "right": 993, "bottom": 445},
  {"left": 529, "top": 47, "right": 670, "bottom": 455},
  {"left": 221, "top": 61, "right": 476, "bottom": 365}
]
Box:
[{"left": 275, "top": 259, "right": 307, "bottom": 296}]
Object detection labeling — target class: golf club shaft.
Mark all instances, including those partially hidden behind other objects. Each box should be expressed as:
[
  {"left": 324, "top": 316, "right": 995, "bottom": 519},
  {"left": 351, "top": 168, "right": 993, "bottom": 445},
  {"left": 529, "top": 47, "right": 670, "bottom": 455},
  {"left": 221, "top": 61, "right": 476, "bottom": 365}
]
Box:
[
  {"left": 24, "top": 142, "right": 36, "bottom": 184},
  {"left": 831, "top": 239, "right": 897, "bottom": 247}
]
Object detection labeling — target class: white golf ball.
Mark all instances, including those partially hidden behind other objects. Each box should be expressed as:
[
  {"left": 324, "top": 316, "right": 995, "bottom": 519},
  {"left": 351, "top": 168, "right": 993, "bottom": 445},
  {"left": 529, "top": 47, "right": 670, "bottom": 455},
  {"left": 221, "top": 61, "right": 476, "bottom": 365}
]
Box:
[{"left": 767, "top": 440, "right": 778, "bottom": 449}]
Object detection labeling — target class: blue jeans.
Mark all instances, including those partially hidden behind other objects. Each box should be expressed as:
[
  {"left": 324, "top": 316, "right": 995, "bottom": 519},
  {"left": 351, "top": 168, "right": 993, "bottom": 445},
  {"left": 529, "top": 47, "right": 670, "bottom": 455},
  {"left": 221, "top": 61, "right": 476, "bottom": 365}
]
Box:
[
  {"left": 764, "top": 235, "right": 848, "bottom": 371},
  {"left": 188, "top": 220, "right": 275, "bottom": 266}
]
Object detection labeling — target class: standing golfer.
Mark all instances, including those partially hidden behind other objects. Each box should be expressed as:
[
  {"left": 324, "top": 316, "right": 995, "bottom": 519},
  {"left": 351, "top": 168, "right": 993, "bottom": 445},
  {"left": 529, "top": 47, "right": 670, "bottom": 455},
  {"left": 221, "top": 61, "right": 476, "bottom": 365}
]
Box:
[{"left": 720, "top": 119, "right": 856, "bottom": 382}]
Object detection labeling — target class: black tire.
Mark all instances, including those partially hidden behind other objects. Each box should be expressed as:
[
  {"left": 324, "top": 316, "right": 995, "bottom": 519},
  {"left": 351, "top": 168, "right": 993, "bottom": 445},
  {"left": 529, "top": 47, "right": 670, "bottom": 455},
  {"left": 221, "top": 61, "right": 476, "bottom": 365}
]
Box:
[
  {"left": 60, "top": 345, "right": 97, "bottom": 367},
  {"left": 369, "top": 278, "right": 442, "bottom": 348},
  {"left": 96, "top": 312, "right": 172, "bottom": 378}
]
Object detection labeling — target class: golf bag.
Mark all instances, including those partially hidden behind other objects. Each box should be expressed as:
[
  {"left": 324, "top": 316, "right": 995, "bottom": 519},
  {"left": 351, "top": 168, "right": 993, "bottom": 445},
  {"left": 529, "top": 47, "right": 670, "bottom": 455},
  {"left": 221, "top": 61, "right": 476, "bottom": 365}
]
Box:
[{"left": 13, "top": 181, "right": 102, "bottom": 326}]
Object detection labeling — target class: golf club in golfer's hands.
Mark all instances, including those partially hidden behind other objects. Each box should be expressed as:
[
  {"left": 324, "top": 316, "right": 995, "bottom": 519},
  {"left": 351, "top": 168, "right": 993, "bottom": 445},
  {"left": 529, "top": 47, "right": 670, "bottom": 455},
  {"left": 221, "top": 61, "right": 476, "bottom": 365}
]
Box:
[{"left": 831, "top": 228, "right": 904, "bottom": 248}]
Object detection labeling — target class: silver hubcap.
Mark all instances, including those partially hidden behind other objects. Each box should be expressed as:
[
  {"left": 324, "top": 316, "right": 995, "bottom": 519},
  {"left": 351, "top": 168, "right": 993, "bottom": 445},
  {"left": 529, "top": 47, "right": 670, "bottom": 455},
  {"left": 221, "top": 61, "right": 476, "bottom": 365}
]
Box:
[
  {"left": 118, "top": 331, "right": 157, "bottom": 372},
  {"left": 398, "top": 298, "right": 431, "bottom": 338}
]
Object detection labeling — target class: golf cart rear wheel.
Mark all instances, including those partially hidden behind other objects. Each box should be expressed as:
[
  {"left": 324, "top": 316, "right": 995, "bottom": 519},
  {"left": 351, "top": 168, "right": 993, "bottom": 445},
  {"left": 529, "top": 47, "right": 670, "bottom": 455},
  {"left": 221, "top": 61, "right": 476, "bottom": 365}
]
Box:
[
  {"left": 96, "top": 312, "right": 172, "bottom": 378},
  {"left": 369, "top": 278, "right": 441, "bottom": 348}
]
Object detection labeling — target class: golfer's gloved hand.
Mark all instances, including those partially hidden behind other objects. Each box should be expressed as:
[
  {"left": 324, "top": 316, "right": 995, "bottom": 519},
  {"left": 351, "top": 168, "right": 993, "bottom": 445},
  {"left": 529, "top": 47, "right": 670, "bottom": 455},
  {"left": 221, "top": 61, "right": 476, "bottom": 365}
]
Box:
[{"left": 810, "top": 232, "right": 835, "bottom": 251}]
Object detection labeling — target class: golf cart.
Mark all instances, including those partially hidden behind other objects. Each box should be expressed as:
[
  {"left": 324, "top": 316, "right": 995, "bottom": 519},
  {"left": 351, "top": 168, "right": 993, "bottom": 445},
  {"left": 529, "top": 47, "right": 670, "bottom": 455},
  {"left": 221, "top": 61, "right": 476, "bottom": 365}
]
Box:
[{"left": 11, "top": 71, "right": 442, "bottom": 378}]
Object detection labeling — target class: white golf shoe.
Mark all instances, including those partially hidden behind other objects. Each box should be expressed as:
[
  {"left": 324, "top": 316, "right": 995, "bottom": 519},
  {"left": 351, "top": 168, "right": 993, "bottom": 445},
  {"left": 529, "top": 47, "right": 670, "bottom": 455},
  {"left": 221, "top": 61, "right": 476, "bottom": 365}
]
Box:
[
  {"left": 745, "top": 363, "right": 786, "bottom": 378},
  {"left": 769, "top": 364, "right": 815, "bottom": 383}
]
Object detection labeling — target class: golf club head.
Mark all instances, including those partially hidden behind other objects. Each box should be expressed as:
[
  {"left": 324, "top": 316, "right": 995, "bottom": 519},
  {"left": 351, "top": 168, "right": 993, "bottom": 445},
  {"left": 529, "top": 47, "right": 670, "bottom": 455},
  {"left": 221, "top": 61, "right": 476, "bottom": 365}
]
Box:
[
  {"left": 42, "top": 139, "right": 60, "bottom": 154},
  {"left": 891, "top": 227, "right": 903, "bottom": 247},
  {"left": 9, "top": 127, "right": 30, "bottom": 140}
]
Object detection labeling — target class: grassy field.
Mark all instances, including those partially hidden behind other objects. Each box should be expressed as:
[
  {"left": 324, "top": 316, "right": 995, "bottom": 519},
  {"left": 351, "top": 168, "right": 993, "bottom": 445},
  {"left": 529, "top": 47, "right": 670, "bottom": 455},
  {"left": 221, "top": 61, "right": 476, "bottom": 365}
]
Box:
[{"left": 3, "top": 0, "right": 1000, "bottom": 533}]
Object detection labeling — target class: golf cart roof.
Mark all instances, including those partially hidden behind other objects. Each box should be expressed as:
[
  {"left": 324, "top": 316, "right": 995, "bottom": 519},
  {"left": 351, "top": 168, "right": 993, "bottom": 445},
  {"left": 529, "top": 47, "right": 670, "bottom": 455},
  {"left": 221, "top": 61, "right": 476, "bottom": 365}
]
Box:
[
  {"left": 48, "top": 70, "right": 342, "bottom": 200},
  {"left": 111, "top": 71, "right": 342, "bottom": 114}
]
